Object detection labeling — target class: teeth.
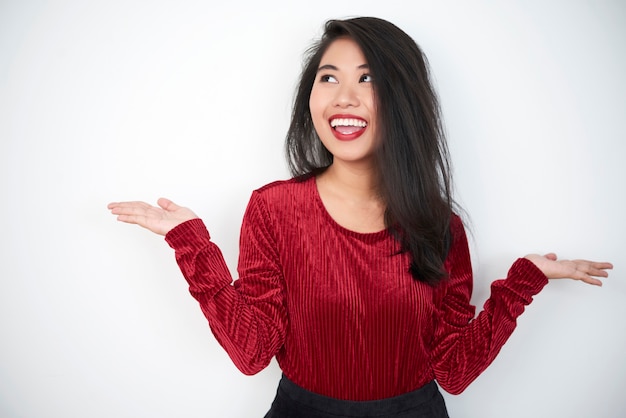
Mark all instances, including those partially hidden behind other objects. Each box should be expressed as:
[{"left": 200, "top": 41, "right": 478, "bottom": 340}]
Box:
[{"left": 330, "top": 118, "right": 367, "bottom": 128}]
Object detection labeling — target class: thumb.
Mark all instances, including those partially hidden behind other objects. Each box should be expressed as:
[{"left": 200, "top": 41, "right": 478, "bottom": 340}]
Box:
[
  {"left": 543, "top": 252, "right": 558, "bottom": 261},
  {"left": 157, "top": 197, "right": 179, "bottom": 212}
]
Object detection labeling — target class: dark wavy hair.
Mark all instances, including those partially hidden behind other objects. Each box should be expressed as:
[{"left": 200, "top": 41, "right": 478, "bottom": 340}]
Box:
[{"left": 285, "top": 17, "right": 456, "bottom": 286}]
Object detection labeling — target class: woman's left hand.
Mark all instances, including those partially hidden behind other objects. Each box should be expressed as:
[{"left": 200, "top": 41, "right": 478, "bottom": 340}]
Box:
[{"left": 524, "top": 253, "right": 613, "bottom": 286}]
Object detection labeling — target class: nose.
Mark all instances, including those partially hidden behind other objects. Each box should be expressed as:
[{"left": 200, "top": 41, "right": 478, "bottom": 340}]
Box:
[{"left": 333, "top": 82, "right": 360, "bottom": 108}]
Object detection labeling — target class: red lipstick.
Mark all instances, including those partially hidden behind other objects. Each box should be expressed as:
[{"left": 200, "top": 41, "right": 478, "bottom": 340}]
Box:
[{"left": 329, "top": 114, "right": 368, "bottom": 141}]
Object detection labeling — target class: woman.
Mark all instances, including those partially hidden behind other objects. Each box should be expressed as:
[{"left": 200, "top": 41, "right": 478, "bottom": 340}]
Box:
[{"left": 108, "top": 17, "right": 612, "bottom": 418}]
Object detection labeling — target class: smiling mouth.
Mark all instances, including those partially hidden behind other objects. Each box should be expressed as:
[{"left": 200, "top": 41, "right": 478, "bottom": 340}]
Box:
[{"left": 329, "top": 117, "right": 368, "bottom": 139}]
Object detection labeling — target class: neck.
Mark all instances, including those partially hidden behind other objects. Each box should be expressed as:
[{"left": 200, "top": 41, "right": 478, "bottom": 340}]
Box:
[{"left": 320, "top": 160, "right": 380, "bottom": 202}]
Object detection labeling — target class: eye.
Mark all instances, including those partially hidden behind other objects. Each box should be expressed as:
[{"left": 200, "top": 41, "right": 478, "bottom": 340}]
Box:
[
  {"left": 359, "top": 74, "right": 373, "bottom": 83},
  {"left": 320, "top": 74, "right": 338, "bottom": 83}
]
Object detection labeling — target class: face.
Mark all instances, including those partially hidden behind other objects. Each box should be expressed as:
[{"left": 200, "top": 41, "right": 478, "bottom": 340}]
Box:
[{"left": 309, "top": 38, "right": 377, "bottom": 168}]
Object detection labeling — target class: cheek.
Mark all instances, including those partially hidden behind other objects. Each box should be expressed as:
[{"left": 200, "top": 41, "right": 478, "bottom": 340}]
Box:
[
  {"left": 308, "top": 89, "right": 327, "bottom": 130},
  {"left": 366, "top": 92, "right": 377, "bottom": 118},
  {"left": 366, "top": 94, "right": 378, "bottom": 136},
  {"left": 308, "top": 89, "right": 323, "bottom": 118}
]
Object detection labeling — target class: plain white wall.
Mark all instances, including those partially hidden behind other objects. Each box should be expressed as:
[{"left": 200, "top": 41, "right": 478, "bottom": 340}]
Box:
[{"left": 1, "top": 0, "right": 624, "bottom": 417}]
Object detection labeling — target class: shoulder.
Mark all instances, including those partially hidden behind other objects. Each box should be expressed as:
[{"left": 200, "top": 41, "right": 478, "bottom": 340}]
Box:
[
  {"left": 449, "top": 213, "right": 466, "bottom": 239},
  {"left": 443, "top": 212, "right": 471, "bottom": 272},
  {"left": 243, "top": 175, "right": 317, "bottom": 237},
  {"left": 255, "top": 177, "right": 300, "bottom": 193},
  {"left": 252, "top": 175, "right": 315, "bottom": 203}
]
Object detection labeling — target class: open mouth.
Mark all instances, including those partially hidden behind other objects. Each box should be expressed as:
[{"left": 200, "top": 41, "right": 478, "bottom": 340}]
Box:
[{"left": 329, "top": 117, "right": 368, "bottom": 140}]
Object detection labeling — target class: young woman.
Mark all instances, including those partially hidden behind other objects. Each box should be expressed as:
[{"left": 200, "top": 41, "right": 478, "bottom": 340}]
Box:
[{"left": 108, "top": 17, "right": 612, "bottom": 418}]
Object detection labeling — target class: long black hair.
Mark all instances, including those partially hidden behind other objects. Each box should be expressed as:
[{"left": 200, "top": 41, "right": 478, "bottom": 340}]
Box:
[{"left": 285, "top": 17, "right": 456, "bottom": 286}]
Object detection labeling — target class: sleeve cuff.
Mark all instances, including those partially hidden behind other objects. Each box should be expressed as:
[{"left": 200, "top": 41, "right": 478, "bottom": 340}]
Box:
[
  {"left": 164, "top": 218, "right": 210, "bottom": 249},
  {"left": 507, "top": 257, "right": 550, "bottom": 296}
]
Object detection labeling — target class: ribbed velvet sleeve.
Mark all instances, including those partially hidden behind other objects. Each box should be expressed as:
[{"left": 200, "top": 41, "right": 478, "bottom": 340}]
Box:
[
  {"left": 165, "top": 191, "right": 287, "bottom": 375},
  {"left": 431, "top": 218, "right": 548, "bottom": 394}
]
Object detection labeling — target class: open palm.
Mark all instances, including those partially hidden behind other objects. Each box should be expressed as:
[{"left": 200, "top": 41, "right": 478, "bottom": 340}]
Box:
[
  {"left": 525, "top": 253, "right": 612, "bottom": 287},
  {"left": 107, "top": 198, "right": 198, "bottom": 236}
]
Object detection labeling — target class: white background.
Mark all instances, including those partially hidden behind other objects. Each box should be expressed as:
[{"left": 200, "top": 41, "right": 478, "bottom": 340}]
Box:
[{"left": 1, "top": 1, "right": 625, "bottom": 417}]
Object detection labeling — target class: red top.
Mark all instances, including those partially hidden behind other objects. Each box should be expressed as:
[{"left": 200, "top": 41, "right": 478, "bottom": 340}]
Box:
[{"left": 165, "top": 177, "right": 548, "bottom": 400}]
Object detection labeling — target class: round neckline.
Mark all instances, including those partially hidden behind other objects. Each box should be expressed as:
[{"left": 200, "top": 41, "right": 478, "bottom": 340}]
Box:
[{"left": 309, "top": 176, "right": 390, "bottom": 241}]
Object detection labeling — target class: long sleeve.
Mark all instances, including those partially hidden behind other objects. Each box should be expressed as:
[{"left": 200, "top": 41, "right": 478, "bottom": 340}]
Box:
[
  {"left": 430, "top": 216, "right": 549, "bottom": 394},
  {"left": 164, "top": 191, "right": 287, "bottom": 375}
]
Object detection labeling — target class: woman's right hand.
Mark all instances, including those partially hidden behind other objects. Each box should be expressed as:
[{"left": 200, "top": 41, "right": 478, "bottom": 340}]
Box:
[{"left": 107, "top": 198, "right": 198, "bottom": 236}]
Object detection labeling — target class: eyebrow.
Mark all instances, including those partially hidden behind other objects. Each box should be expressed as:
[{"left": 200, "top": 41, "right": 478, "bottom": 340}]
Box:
[{"left": 316, "top": 64, "right": 369, "bottom": 72}]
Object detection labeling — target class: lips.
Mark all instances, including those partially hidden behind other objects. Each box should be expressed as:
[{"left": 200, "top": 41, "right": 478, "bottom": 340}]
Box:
[{"left": 329, "top": 115, "right": 368, "bottom": 141}]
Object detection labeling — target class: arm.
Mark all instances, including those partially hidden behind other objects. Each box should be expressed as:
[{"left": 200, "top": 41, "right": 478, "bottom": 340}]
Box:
[
  {"left": 108, "top": 193, "right": 287, "bottom": 375},
  {"left": 164, "top": 192, "right": 287, "bottom": 374},
  {"left": 430, "top": 217, "right": 611, "bottom": 395}
]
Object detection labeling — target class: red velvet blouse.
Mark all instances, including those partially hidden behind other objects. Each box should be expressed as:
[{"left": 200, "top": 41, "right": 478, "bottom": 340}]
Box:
[{"left": 165, "top": 176, "right": 548, "bottom": 401}]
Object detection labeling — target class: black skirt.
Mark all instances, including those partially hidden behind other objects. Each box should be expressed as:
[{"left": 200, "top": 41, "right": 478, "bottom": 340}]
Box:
[{"left": 264, "top": 375, "right": 450, "bottom": 418}]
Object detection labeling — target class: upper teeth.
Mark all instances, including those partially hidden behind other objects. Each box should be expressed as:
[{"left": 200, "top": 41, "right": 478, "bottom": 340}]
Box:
[{"left": 330, "top": 118, "right": 367, "bottom": 128}]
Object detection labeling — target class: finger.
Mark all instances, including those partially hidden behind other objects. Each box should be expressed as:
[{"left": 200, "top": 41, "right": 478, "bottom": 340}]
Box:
[
  {"left": 578, "top": 275, "right": 603, "bottom": 287},
  {"left": 109, "top": 201, "right": 154, "bottom": 215},
  {"left": 572, "top": 260, "right": 613, "bottom": 277},
  {"left": 581, "top": 278, "right": 603, "bottom": 287},
  {"left": 109, "top": 200, "right": 151, "bottom": 206},
  {"left": 157, "top": 197, "right": 179, "bottom": 212},
  {"left": 586, "top": 267, "right": 610, "bottom": 278},
  {"left": 590, "top": 261, "right": 613, "bottom": 270},
  {"left": 108, "top": 201, "right": 150, "bottom": 210},
  {"left": 543, "top": 253, "right": 558, "bottom": 261},
  {"left": 572, "top": 260, "right": 613, "bottom": 269},
  {"left": 115, "top": 213, "right": 149, "bottom": 226},
  {"left": 107, "top": 201, "right": 134, "bottom": 210}
]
